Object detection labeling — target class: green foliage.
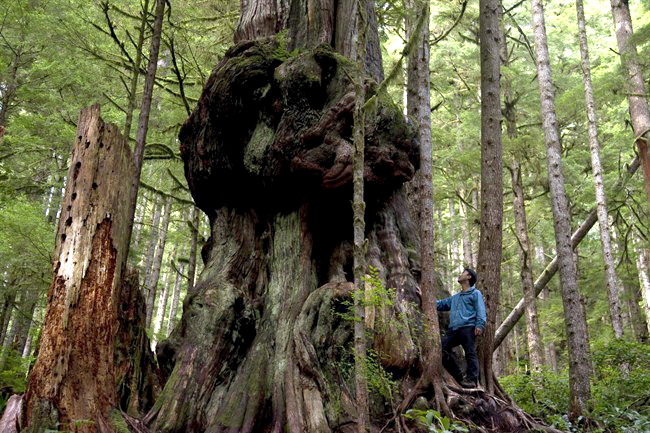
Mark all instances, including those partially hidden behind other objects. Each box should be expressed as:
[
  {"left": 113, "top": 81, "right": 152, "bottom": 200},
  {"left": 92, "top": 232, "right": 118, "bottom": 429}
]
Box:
[
  {"left": 403, "top": 409, "right": 468, "bottom": 433},
  {"left": 501, "top": 341, "right": 650, "bottom": 432},
  {"left": 0, "top": 349, "right": 30, "bottom": 393}
]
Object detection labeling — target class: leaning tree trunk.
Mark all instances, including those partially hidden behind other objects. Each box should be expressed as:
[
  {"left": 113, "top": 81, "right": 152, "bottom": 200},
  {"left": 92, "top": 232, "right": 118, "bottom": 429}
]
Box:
[
  {"left": 476, "top": 0, "right": 503, "bottom": 394},
  {"left": 576, "top": 0, "right": 624, "bottom": 339},
  {"left": 22, "top": 105, "right": 134, "bottom": 433},
  {"left": 531, "top": 0, "right": 592, "bottom": 419}
]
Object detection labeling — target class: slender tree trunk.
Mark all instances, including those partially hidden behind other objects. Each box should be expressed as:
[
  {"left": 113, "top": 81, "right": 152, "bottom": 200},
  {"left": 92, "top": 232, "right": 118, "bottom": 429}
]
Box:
[
  {"left": 142, "top": 197, "right": 162, "bottom": 285},
  {"left": 610, "top": 0, "right": 650, "bottom": 204},
  {"left": 166, "top": 260, "right": 184, "bottom": 337},
  {"left": 636, "top": 245, "right": 650, "bottom": 335},
  {"left": 186, "top": 206, "right": 200, "bottom": 294},
  {"left": 510, "top": 161, "right": 545, "bottom": 370},
  {"left": 501, "top": 22, "right": 545, "bottom": 371},
  {"left": 145, "top": 196, "right": 172, "bottom": 328},
  {"left": 406, "top": 0, "right": 448, "bottom": 411},
  {"left": 460, "top": 193, "right": 474, "bottom": 267},
  {"left": 132, "top": 189, "right": 149, "bottom": 253},
  {"left": 123, "top": 0, "right": 151, "bottom": 139},
  {"left": 576, "top": 0, "right": 624, "bottom": 339},
  {"left": 494, "top": 156, "right": 640, "bottom": 347},
  {"left": 0, "top": 291, "right": 16, "bottom": 346},
  {"left": 23, "top": 105, "right": 134, "bottom": 433},
  {"left": 152, "top": 269, "right": 171, "bottom": 348},
  {"left": 12, "top": 290, "right": 38, "bottom": 356},
  {"left": 530, "top": 0, "right": 591, "bottom": 418},
  {"left": 352, "top": 0, "right": 369, "bottom": 429},
  {"left": 476, "top": 0, "right": 503, "bottom": 394},
  {"left": 125, "top": 0, "right": 166, "bottom": 250},
  {"left": 449, "top": 199, "right": 458, "bottom": 277}
]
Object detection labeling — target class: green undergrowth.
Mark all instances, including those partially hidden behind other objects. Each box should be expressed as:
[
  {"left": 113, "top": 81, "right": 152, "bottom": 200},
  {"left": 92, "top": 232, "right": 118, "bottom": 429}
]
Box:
[
  {"left": 0, "top": 348, "right": 32, "bottom": 412},
  {"left": 500, "top": 340, "right": 650, "bottom": 432}
]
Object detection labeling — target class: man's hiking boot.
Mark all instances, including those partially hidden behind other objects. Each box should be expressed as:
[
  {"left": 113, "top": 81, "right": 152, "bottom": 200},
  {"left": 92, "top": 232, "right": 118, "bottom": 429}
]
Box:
[{"left": 460, "top": 379, "right": 477, "bottom": 389}]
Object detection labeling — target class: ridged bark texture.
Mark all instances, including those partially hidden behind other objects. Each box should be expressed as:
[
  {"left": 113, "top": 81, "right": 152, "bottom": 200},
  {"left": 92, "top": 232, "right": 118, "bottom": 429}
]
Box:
[
  {"left": 23, "top": 105, "right": 134, "bottom": 433},
  {"left": 146, "top": 41, "right": 424, "bottom": 432},
  {"left": 477, "top": 0, "right": 502, "bottom": 394},
  {"left": 351, "top": 0, "right": 369, "bottom": 429},
  {"left": 609, "top": 0, "right": 650, "bottom": 204},
  {"left": 576, "top": 0, "right": 623, "bottom": 339},
  {"left": 530, "top": 0, "right": 592, "bottom": 418}
]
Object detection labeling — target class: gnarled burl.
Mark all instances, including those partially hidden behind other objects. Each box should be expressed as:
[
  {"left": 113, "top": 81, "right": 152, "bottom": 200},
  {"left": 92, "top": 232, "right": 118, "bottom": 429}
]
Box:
[{"left": 147, "top": 41, "right": 438, "bottom": 433}]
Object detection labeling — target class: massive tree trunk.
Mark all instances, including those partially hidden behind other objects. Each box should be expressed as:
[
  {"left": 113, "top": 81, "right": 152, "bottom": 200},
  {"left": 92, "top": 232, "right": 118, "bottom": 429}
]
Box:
[
  {"left": 530, "top": 0, "right": 592, "bottom": 418},
  {"left": 610, "top": 0, "right": 650, "bottom": 204},
  {"left": 576, "top": 0, "right": 624, "bottom": 339},
  {"left": 145, "top": 1, "right": 555, "bottom": 431},
  {"left": 476, "top": 0, "right": 503, "bottom": 394},
  {"left": 22, "top": 105, "right": 134, "bottom": 433}
]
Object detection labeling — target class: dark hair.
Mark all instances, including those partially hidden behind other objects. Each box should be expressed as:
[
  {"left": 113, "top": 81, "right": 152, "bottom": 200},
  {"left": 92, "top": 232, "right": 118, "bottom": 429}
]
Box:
[{"left": 464, "top": 268, "right": 477, "bottom": 287}]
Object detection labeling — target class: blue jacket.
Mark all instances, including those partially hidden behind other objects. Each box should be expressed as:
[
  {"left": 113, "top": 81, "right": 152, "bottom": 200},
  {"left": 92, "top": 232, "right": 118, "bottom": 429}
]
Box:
[{"left": 436, "top": 286, "right": 486, "bottom": 331}]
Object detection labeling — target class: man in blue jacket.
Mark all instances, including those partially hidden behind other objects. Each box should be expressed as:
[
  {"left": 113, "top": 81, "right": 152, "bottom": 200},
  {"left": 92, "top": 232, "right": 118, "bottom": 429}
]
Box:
[{"left": 436, "top": 268, "right": 486, "bottom": 388}]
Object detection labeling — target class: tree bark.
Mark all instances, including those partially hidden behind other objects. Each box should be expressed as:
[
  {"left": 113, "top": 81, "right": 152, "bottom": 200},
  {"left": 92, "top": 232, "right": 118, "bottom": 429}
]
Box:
[
  {"left": 0, "top": 290, "right": 16, "bottom": 347},
  {"left": 576, "top": 0, "right": 624, "bottom": 339},
  {"left": 132, "top": 189, "right": 149, "bottom": 254},
  {"left": 186, "top": 206, "right": 200, "bottom": 294},
  {"left": 636, "top": 245, "right": 650, "bottom": 336},
  {"left": 23, "top": 105, "right": 134, "bottom": 433},
  {"left": 501, "top": 20, "right": 545, "bottom": 371},
  {"left": 125, "top": 0, "right": 166, "bottom": 250},
  {"left": 145, "top": 196, "right": 172, "bottom": 329},
  {"left": 494, "top": 156, "right": 640, "bottom": 347},
  {"left": 141, "top": 196, "right": 161, "bottom": 285},
  {"left": 530, "top": 0, "right": 591, "bottom": 418},
  {"left": 406, "top": 0, "right": 448, "bottom": 411},
  {"left": 166, "top": 259, "right": 184, "bottom": 338},
  {"left": 123, "top": 0, "right": 150, "bottom": 139},
  {"left": 352, "top": 0, "right": 370, "bottom": 429},
  {"left": 510, "top": 161, "right": 545, "bottom": 370},
  {"left": 610, "top": 0, "right": 650, "bottom": 204},
  {"left": 476, "top": 0, "right": 503, "bottom": 394},
  {"left": 151, "top": 269, "right": 171, "bottom": 349}
]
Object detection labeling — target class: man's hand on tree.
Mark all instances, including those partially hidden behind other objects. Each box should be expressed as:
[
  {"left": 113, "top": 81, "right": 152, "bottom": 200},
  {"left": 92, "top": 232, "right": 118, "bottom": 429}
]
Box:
[{"left": 474, "top": 327, "right": 482, "bottom": 336}]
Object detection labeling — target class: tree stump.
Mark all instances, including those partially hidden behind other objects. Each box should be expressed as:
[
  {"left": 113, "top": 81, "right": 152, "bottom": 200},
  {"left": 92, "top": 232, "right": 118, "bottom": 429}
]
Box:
[{"left": 22, "top": 105, "right": 135, "bottom": 433}]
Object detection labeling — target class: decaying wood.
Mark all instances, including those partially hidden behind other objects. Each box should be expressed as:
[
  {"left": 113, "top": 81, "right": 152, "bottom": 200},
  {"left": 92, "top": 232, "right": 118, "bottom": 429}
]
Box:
[{"left": 22, "top": 105, "right": 134, "bottom": 433}]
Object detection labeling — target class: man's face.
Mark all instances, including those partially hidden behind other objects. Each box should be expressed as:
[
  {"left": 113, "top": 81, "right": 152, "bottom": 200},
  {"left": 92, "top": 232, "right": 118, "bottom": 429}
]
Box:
[{"left": 457, "top": 270, "right": 470, "bottom": 284}]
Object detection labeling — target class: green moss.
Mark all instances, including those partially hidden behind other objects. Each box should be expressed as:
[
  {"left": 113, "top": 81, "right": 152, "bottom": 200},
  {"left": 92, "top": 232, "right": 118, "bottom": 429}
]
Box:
[{"left": 108, "top": 409, "right": 130, "bottom": 433}]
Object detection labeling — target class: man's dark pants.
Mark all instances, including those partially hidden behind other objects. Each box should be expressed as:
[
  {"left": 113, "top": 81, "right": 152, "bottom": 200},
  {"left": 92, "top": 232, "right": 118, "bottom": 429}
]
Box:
[{"left": 441, "top": 325, "right": 479, "bottom": 383}]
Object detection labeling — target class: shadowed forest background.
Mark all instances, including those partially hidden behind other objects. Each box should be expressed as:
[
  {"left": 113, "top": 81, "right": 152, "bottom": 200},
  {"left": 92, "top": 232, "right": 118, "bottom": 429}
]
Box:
[{"left": 0, "top": 0, "right": 649, "bottom": 431}]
